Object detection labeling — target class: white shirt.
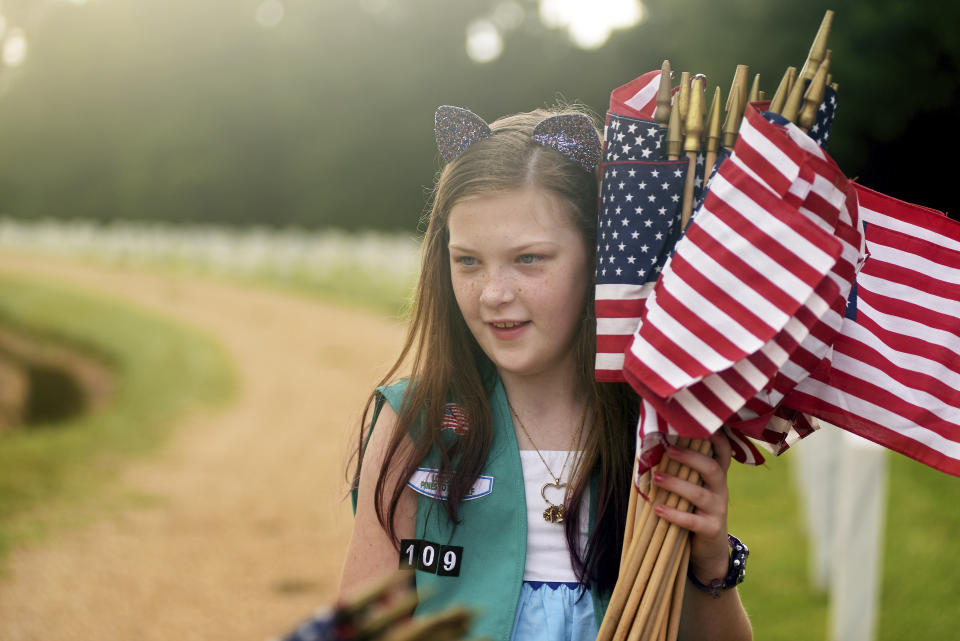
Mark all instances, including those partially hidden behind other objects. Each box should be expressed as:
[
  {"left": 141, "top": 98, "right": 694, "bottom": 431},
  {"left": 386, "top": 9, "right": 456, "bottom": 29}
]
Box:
[{"left": 519, "top": 450, "right": 589, "bottom": 582}]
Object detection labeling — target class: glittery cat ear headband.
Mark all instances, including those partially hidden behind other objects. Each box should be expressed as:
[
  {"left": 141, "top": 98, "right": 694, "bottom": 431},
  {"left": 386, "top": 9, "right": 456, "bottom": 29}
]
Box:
[{"left": 434, "top": 105, "right": 601, "bottom": 173}]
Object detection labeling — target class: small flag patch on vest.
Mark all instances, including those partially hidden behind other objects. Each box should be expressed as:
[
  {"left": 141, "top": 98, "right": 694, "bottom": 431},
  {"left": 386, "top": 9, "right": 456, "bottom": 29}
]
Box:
[{"left": 441, "top": 403, "right": 470, "bottom": 434}]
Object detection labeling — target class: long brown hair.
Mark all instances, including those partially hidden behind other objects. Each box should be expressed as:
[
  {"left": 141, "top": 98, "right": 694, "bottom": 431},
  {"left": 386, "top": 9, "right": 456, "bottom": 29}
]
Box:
[{"left": 351, "top": 106, "right": 637, "bottom": 595}]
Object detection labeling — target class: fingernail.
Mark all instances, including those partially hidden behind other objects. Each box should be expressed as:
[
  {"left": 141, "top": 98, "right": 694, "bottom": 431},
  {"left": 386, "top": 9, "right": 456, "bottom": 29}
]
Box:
[
  {"left": 652, "top": 472, "right": 663, "bottom": 483},
  {"left": 666, "top": 445, "right": 679, "bottom": 454},
  {"left": 654, "top": 505, "right": 665, "bottom": 515}
]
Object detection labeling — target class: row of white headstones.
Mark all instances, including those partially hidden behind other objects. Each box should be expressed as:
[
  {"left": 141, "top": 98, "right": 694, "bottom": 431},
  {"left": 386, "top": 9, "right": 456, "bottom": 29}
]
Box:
[{"left": 0, "top": 218, "right": 421, "bottom": 290}]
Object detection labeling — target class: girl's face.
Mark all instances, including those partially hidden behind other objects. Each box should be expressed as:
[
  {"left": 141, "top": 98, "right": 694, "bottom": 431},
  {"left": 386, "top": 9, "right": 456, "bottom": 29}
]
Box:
[{"left": 447, "top": 186, "right": 590, "bottom": 382}]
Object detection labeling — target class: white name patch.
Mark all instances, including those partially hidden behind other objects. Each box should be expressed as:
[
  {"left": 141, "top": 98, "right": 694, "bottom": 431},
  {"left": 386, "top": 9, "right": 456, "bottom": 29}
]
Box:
[{"left": 407, "top": 467, "right": 493, "bottom": 501}]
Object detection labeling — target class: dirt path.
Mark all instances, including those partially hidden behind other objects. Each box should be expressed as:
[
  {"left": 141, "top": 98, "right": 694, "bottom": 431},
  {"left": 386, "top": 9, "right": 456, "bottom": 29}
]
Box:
[{"left": 0, "top": 253, "right": 407, "bottom": 641}]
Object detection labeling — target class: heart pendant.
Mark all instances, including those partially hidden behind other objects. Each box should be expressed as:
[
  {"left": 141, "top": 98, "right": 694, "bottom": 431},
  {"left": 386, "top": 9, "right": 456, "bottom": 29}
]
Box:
[{"left": 541, "top": 481, "right": 567, "bottom": 524}]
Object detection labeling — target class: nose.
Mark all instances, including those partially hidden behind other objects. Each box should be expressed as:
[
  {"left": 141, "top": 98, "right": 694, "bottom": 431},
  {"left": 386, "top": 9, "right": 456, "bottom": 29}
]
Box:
[{"left": 479, "top": 268, "right": 516, "bottom": 307}]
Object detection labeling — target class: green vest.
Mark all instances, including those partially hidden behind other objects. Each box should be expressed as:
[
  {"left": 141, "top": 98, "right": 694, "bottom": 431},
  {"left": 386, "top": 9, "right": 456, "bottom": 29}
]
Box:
[{"left": 358, "top": 376, "right": 609, "bottom": 641}]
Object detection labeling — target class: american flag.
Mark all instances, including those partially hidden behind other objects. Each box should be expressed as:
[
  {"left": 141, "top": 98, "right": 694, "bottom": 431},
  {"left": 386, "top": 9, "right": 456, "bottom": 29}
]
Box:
[
  {"left": 784, "top": 184, "right": 960, "bottom": 477},
  {"left": 441, "top": 403, "right": 470, "bottom": 435},
  {"left": 808, "top": 84, "right": 838, "bottom": 149},
  {"left": 594, "top": 156, "right": 687, "bottom": 380},
  {"left": 692, "top": 148, "right": 731, "bottom": 219},
  {"left": 595, "top": 71, "right": 687, "bottom": 382},
  {"left": 716, "top": 107, "right": 864, "bottom": 453},
  {"left": 622, "top": 105, "right": 854, "bottom": 445},
  {"left": 604, "top": 114, "right": 666, "bottom": 162},
  {"left": 609, "top": 69, "right": 663, "bottom": 120}
]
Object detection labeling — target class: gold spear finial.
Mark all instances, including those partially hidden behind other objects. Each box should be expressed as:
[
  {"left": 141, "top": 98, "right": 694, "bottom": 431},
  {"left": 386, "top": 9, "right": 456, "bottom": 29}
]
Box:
[
  {"left": 726, "top": 64, "right": 748, "bottom": 113},
  {"left": 781, "top": 65, "right": 806, "bottom": 123},
  {"left": 722, "top": 87, "right": 743, "bottom": 150},
  {"left": 655, "top": 59, "right": 673, "bottom": 127},
  {"left": 676, "top": 71, "right": 691, "bottom": 135},
  {"left": 704, "top": 86, "right": 723, "bottom": 179},
  {"left": 799, "top": 49, "right": 831, "bottom": 131},
  {"left": 769, "top": 66, "right": 796, "bottom": 114},
  {"left": 681, "top": 76, "right": 705, "bottom": 227},
  {"left": 684, "top": 76, "right": 705, "bottom": 155},
  {"left": 799, "top": 10, "right": 834, "bottom": 82},
  {"left": 694, "top": 73, "right": 708, "bottom": 121},
  {"left": 748, "top": 73, "right": 761, "bottom": 104},
  {"left": 666, "top": 100, "right": 682, "bottom": 160}
]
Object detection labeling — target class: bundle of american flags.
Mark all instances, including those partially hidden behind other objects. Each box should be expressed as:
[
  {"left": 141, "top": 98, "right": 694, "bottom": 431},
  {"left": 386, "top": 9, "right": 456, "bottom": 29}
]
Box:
[
  {"left": 594, "top": 9, "right": 959, "bottom": 641},
  {"left": 596, "top": 64, "right": 958, "bottom": 483}
]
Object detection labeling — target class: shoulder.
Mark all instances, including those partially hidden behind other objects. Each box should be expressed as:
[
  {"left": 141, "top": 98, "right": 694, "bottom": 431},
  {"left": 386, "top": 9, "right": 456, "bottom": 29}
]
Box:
[{"left": 376, "top": 379, "right": 411, "bottom": 415}]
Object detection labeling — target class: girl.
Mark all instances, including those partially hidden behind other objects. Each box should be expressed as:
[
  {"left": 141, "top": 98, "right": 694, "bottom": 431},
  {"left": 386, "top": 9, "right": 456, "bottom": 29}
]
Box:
[{"left": 340, "top": 106, "right": 752, "bottom": 641}]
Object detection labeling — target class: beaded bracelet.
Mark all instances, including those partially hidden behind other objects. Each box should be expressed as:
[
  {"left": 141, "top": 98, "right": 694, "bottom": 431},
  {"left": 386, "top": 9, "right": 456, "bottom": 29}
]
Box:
[{"left": 687, "top": 533, "right": 749, "bottom": 599}]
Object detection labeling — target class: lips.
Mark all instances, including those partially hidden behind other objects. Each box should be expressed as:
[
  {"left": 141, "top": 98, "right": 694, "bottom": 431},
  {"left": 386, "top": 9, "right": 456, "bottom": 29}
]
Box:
[{"left": 488, "top": 320, "right": 530, "bottom": 339}]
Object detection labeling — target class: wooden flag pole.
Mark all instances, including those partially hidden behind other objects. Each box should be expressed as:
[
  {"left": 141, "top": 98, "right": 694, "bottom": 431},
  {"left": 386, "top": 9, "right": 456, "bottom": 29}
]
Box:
[
  {"left": 665, "top": 543, "right": 691, "bottom": 641},
  {"left": 612, "top": 454, "right": 700, "bottom": 641},
  {"left": 599, "top": 443, "right": 692, "bottom": 641},
  {"left": 622, "top": 460, "right": 641, "bottom": 564},
  {"left": 631, "top": 529, "right": 684, "bottom": 641},
  {"left": 630, "top": 438, "right": 712, "bottom": 641}
]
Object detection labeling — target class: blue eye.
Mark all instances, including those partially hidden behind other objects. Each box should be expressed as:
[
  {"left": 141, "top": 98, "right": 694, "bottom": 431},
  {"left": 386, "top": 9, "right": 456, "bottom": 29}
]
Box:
[
  {"left": 517, "top": 254, "right": 542, "bottom": 264},
  {"left": 456, "top": 256, "right": 478, "bottom": 266}
]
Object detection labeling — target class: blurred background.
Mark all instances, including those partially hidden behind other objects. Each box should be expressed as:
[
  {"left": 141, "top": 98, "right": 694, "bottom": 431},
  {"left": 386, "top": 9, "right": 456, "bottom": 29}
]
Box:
[
  {"left": 0, "top": 1, "right": 957, "bottom": 640},
  {"left": 0, "top": 0, "right": 954, "bottom": 231}
]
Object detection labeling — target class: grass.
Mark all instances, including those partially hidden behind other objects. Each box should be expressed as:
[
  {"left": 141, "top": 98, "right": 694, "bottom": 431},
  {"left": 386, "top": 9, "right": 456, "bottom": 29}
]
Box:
[
  {"left": 1, "top": 247, "right": 957, "bottom": 637},
  {"left": 728, "top": 443, "right": 960, "bottom": 640},
  {"left": 728, "top": 453, "right": 829, "bottom": 641},
  {"left": 0, "top": 273, "right": 234, "bottom": 566}
]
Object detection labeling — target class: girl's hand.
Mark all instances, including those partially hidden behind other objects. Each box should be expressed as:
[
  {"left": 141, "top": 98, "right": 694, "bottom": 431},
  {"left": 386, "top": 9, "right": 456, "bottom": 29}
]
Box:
[{"left": 651, "top": 430, "right": 734, "bottom": 584}]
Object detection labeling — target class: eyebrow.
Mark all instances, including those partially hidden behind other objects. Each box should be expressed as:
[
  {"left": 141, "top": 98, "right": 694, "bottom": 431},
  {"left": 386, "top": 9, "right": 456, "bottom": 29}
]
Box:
[{"left": 448, "top": 241, "right": 560, "bottom": 252}]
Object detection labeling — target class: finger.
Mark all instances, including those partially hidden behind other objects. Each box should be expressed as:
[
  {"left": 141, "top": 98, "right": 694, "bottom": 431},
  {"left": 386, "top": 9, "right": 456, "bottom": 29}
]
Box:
[
  {"left": 665, "top": 444, "right": 726, "bottom": 492},
  {"left": 653, "top": 502, "right": 725, "bottom": 541},
  {"left": 653, "top": 471, "right": 722, "bottom": 516},
  {"left": 710, "top": 429, "right": 734, "bottom": 471}
]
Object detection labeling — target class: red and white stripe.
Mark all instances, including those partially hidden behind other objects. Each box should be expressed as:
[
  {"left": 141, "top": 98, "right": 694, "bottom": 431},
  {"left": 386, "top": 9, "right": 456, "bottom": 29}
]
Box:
[
  {"left": 728, "top": 180, "right": 864, "bottom": 449},
  {"left": 624, "top": 107, "right": 872, "bottom": 474},
  {"left": 785, "top": 185, "right": 960, "bottom": 476},
  {"left": 595, "top": 282, "right": 655, "bottom": 381},
  {"left": 609, "top": 70, "right": 662, "bottom": 120},
  {"left": 622, "top": 110, "right": 853, "bottom": 439}
]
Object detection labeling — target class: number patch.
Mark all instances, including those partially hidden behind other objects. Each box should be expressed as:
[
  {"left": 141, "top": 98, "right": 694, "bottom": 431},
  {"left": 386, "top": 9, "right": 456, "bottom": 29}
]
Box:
[
  {"left": 438, "top": 545, "right": 463, "bottom": 577},
  {"left": 399, "top": 539, "right": 462, "bottom": 577}
]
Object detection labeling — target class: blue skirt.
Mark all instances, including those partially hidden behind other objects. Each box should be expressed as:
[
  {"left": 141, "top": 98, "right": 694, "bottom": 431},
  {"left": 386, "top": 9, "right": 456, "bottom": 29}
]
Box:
[{"left": 509, "top": 582, "right": 599, "bottom": 641}]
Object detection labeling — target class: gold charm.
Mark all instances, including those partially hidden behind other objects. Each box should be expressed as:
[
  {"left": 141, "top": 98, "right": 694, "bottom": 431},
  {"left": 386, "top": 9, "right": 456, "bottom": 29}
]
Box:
[
  {"left": 543, "top": 504, "right": 566, "bottom": 523},
  {"left": 541, "top": 481, "right": 567, "bottom": 524}
]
